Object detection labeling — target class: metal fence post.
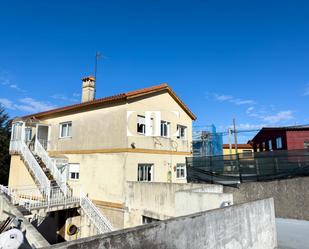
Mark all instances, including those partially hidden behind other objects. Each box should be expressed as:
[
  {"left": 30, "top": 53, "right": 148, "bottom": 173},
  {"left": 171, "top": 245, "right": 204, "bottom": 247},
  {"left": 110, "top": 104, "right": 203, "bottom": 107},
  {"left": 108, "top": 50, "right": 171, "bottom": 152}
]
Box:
[
  {"left": 255, "top": 158, "right": 259, "bottom": 181},
  {"left": 273, "top": 158, "right": 279, "bottom": 175},
  {"left": 237, "top": 154, "right": 242, "bottom": 183},
  {"left": 210, "top": 156, "right": 213, "bottom": 184}
]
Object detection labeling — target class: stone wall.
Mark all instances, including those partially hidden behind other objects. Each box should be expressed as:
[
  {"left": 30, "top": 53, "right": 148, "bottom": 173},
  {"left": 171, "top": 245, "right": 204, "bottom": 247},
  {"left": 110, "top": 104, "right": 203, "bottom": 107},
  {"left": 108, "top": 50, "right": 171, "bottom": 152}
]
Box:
[
  {"left": 47, "top": 198, "right": 277, "bottom": 249},
  {"left": 224, "top": 176, "right": 309, "bottom": 220}
]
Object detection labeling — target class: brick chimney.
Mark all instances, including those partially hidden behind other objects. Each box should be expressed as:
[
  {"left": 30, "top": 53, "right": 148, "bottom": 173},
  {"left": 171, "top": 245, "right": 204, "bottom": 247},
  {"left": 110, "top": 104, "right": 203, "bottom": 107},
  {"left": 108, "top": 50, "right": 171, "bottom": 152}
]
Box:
[{"left": 81, "top": 76, "right": 95, "bottom": 102}]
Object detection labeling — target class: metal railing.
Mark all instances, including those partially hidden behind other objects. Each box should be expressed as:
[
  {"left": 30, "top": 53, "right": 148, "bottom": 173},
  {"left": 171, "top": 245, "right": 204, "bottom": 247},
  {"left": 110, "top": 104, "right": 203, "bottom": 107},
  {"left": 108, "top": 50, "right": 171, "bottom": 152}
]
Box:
[
  {"left": 1, "top": 184, "right": 113, "bottom": 234},
  {"left": 80, "top": 192, "right": 113, "bottom": 234},
  {"left": 1, "top": 185, "right": 80, "bottom": 211},
  {"left": 9, "top": 139, "right": 113, "bottom": 234},
  {"left": 9, "top": 140, "right": 51, "bottom": 195},
  {"left": 35, "top": 139, "right": 67, "bottom": 196},
  {"left": 0, "top": 185, "right": 10, "bottom": 196}
]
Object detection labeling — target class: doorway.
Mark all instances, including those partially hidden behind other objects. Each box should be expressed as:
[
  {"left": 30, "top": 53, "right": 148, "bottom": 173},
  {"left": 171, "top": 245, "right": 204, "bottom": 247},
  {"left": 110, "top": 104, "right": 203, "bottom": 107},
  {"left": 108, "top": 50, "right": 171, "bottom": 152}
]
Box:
[{"left": 37, "top": 125, "right": 49, "bottom": 150}]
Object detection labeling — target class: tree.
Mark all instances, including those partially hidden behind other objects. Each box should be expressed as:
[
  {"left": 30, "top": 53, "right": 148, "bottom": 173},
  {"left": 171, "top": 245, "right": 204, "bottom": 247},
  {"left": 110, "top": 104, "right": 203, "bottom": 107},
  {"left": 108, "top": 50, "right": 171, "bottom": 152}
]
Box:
[{"left": 0, "top": 105, "right": 10, "bottom": 185}]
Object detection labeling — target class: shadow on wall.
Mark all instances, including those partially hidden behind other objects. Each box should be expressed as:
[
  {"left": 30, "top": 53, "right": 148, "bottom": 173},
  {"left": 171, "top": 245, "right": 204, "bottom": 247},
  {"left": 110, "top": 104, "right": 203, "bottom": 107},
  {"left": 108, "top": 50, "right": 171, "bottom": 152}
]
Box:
[
  {"left": 32, "top": 208, "right": 79, "bottom": 245},
  {"left": 45, "top": 198, "right": 277, "bottom": 249}
]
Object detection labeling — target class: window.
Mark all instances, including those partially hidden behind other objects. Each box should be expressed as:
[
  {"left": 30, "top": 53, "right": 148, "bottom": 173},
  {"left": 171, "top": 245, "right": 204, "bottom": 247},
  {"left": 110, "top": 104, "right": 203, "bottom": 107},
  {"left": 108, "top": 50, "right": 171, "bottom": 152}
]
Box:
[
  {"left": 177, "top": 125, "right": 187, "bottom": 140},
  {"left": 243, "top": 150, "right": 253, "bottom": 156},
  {"left": 160, "top": 121, "right": 170, "bottom": 137},
  {"left": 276, "top": 137, "right": 283, "bottom": 149},
  {"left": 142, "top": 216, "right": 160, "bottom": 224},
  {"left": 137, "top": 116, "right": 146, "bottom": 134},
  {"left": 60, "top": 122, "right": 72, "bottom": 138},
  {"left": 262, "top": 142, "right": 266, "bottom": 151},
  {"left": 25, "top": 127, "right": 32, "bottom": 142},
  {"left": 268, "top": 140, "right": 273, "bottom": 151},
  {"left": 69, "top": 163, "right": 80, "bottom": 180},
  {"left": 304, "top": 141, "right": 309, "bottom": 149},
  {"left": 176, "top": 163, "right": 186, "bottom": 179},
  {"left": 137, "top": 164, "right": 153, "bottom": 181}
]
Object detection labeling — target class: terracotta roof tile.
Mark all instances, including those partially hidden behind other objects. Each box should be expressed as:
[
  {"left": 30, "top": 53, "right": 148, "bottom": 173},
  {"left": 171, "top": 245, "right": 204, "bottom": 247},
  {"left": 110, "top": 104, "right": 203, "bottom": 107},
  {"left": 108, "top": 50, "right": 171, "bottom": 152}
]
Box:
[
  {"left": 223, "top": 144, "right": 253, "bottom": 149},
  {"left": 21, "top": 83, "right": 196, "bottom": 120}
]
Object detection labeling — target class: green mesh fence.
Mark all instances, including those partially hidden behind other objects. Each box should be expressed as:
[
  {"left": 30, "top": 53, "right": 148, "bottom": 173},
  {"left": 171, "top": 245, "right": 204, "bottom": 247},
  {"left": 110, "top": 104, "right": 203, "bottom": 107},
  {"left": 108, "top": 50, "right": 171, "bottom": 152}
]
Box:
[{"left": 186, "top": 149, "right": 309, "bottom": 187}]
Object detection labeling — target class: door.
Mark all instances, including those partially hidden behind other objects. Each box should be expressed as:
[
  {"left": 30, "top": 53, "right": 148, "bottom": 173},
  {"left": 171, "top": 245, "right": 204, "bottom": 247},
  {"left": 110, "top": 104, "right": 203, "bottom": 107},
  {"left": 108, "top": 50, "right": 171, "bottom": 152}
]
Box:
[
  {"left": 37, "top": 125, "right": 49, "bottom": 150},
  {"left": 11, "top": 122, "right": 23, "bottom": 141}
]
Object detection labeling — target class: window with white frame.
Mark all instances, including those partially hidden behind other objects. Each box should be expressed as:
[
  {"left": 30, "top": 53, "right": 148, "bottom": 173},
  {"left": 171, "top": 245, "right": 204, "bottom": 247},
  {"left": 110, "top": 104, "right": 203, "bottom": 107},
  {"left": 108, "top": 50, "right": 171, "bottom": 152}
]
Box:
[
  {"left": 69, "top": 163, "right": 80, "bottom": 180},
  {"left": 160, "top": 121, "right": 170, "bottom": 137},
  {"left": 276, "top": 137, "right": 283, "bottom": 149},
  {"left": 59, "top": 122, "right": 72, "bottom": 138},
  {"left": 137, "top": 116, "right": 146, "bottom": 134},
  {"left": 137, "top": 164, "right": 153, "bottom": 181},
  {"left": 25, "top": 127, "right": 32, "bottom": 142},
  {"left": 176, "top": 163, "right": 186, "bottom": 179},
  {"left": 177, "top": 125, "right": 187, "bottom": 140},
  {"left": 268, "top": 140, "right": 273, "bottom": 151}
]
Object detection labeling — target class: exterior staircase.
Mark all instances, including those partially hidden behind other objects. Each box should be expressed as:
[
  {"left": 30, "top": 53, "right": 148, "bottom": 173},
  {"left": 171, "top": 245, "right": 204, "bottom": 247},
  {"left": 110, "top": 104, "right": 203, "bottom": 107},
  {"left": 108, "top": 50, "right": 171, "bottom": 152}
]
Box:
[
  {"left": 34, "top": 155, "right": 58, "bottom": 187},
  {"left": 7, "top": 139, "right": 113, "bottom": 234}
]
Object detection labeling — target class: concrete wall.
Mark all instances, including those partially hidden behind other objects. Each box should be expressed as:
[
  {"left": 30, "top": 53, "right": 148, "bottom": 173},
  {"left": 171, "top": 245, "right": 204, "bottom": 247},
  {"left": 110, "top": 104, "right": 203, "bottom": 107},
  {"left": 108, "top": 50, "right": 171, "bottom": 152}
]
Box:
[
  {"left": 124, "top": 182, "right": 229, "bottom": 227},
  {"left": 0, "top": 193, "right": 49, "bottom": 248},
  {"left": 175, "top": 189, "right": 233, "bottom": 216},
  {"left": 47, "top": 198, "right": 277, "bottom": 249},
  {"left": 224, "top": 176, "right": 309, "bottom": 220}
]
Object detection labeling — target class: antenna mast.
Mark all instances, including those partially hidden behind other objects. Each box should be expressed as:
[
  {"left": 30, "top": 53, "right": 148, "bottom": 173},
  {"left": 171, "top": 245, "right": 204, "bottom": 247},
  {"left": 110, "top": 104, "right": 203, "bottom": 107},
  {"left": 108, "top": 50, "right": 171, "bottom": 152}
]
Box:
[{"left": 94, "top": 51, "right": 101, "bottom": 99}]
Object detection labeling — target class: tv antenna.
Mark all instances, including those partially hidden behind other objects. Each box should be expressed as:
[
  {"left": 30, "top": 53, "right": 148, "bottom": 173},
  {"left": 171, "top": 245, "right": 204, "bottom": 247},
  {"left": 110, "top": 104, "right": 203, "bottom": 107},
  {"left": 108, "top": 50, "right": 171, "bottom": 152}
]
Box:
[{"left": 94, "top": 51, "right": 108, "bottom": 98}]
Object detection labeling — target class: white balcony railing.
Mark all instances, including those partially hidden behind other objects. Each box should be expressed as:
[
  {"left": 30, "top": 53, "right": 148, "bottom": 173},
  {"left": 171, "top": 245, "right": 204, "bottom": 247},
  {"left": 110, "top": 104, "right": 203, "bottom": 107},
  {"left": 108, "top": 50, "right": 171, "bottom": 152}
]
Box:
[
  {"left": 35, "top": 139, "right": 67, "bottom": 196},
  {"left": 9, "top": 140, "right": 51, "bottom": 197},
  {"left": 9, "top": 139, "right": 113, "bottom": 234},
  {"left": 0, "top": 185, "right": 80, "bottom": 211},
  {"left": 80, "top": 192, "right": 113, "bottom": 233}
]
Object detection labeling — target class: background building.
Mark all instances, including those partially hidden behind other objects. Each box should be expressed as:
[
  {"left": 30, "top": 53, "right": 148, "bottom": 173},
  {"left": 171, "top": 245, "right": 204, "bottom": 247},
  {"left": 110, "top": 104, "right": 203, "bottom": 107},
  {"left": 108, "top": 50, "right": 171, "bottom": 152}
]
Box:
[
  {"left": 249, "top": 126, "right": 309, "bottom": 152},
  {"left": 222, "top": 144, "right": 253, "bottom": 155}
]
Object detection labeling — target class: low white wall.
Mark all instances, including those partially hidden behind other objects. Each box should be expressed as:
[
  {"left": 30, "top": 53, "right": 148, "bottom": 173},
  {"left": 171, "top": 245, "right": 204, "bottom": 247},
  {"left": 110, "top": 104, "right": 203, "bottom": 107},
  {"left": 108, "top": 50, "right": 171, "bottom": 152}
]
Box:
[
  {"left": 49, "top": 198, "right": 278, "bottom": 249},
  {"left": 175, "top": 189, "right": 233, "bottom": 216},
  {"left": 124, "top": 182, "right": 226, "bottom": 227}
]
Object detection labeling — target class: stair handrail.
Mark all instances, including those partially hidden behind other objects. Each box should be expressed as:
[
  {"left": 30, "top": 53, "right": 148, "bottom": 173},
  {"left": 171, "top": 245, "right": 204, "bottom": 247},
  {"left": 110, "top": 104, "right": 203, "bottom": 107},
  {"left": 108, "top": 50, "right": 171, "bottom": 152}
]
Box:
[
  {"left": 35, "top": 139, "right": 67, "bottom": 196},
  {"left": 0, "top": 185, "right": 10, "bottom": 196},
  {"left": 80, "top": 192, "right": 113, "bottom": 233},
  {"left": 17, "top": 140, "right": 51, "bottom": 198}
]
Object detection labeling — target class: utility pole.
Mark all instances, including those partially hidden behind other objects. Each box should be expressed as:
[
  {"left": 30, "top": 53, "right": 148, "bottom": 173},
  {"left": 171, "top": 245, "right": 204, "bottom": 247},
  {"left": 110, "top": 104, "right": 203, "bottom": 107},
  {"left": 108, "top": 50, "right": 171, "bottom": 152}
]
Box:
[
  {"left": 228, "top": 128, "right": 232, "bottom": 155},
  {"left": 233, "top": 118, "right": 238, "bottom": 154}
]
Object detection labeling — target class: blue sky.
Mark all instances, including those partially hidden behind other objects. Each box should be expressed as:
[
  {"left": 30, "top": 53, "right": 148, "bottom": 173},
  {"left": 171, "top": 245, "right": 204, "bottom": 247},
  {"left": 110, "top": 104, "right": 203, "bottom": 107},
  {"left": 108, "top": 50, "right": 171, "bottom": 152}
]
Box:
[{"left": 0, "top": 0, "right": 309, "bottom": 142}]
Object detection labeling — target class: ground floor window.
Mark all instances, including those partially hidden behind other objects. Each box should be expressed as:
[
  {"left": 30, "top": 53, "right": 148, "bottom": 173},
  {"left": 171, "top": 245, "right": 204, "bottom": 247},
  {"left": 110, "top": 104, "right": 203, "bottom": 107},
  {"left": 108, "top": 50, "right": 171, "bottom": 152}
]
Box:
[
  {"left": 69, "top": 163, "right": 80, "bottom": 180},
  {"left": 137, "top": 164, "right": 153, "bottom": 181},
  {"left": 176, "top": 163, "right": 186, "bottom": 179},
  {"left": 142, "top": 216, "right": 160, "bottom": 224}
]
